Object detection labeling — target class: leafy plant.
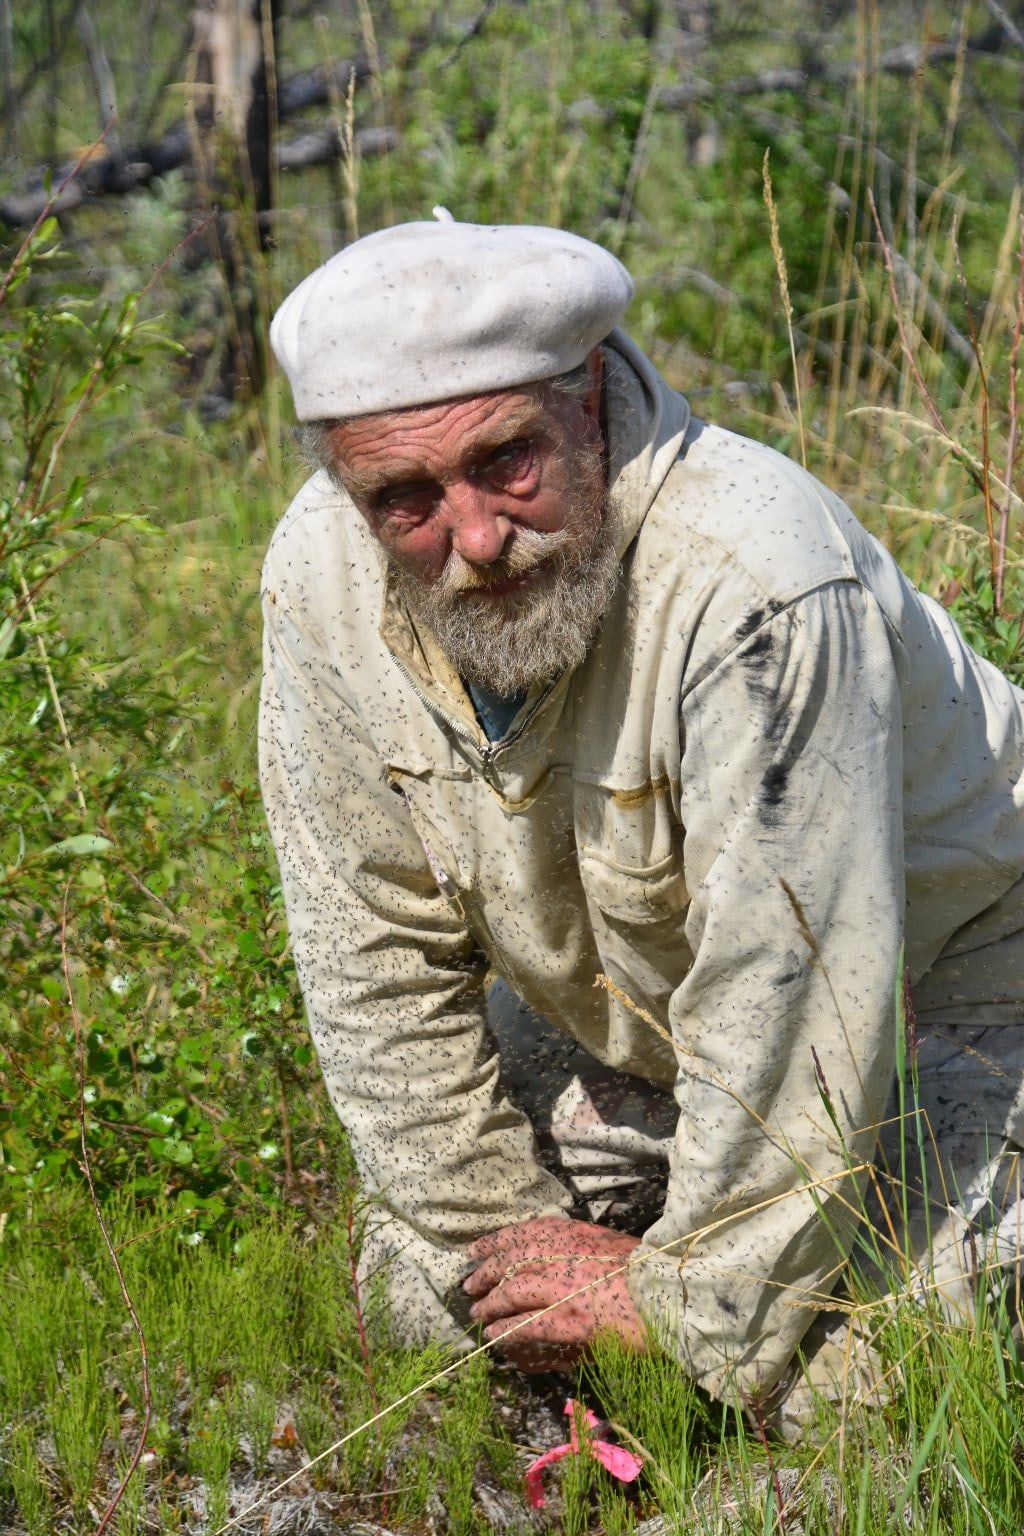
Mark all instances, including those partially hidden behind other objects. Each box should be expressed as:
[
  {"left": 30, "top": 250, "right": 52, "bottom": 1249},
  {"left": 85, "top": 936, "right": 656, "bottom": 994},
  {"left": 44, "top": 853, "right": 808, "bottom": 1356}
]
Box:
[
  {"left": 0, "top": 217, "right": 325, "bottom": 1238},
  {"left": 945, "top": 567, "right": 1024, "bottom": 688}
]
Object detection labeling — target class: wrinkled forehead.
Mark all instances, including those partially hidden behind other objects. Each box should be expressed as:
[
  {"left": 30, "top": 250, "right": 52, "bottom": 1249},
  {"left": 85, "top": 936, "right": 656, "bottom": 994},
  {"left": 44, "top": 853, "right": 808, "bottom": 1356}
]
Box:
[{"left": 327, "top": 388, "right": 554, "bottom": 492}]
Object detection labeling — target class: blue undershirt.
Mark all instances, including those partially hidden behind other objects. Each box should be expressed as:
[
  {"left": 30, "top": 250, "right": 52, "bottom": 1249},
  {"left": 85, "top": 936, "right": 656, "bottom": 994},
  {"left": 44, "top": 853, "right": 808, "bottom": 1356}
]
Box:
[{"left": 464, "top": 679, "right": 529, "bottom": 742}]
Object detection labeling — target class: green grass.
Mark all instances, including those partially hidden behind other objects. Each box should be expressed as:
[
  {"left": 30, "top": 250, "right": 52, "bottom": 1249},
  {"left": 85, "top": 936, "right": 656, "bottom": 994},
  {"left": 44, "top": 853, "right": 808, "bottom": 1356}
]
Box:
[
  {"left": 5, "top": 1181, "right": 1023, "bottom": 1533},
  {"left": 0, "top": 1188, "right": 518, "bottom": 1533}
]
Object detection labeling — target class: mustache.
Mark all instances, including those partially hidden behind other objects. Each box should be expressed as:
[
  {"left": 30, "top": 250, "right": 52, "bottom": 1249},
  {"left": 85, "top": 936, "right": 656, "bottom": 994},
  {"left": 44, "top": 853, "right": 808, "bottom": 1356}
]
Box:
[{"left": 436, "top": 526, "right": 575, "bottom": 598}]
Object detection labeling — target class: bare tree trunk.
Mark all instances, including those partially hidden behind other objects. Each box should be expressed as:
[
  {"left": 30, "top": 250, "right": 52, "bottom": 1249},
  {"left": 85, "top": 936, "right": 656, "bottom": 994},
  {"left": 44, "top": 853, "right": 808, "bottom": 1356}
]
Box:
[
  {"left": 189, "top": 0, "right": 281, "bottom": 403},
  {"left": 192, "top": 0, "right": 280, "bottom": 227},
  {"left": 124, "top": 0, "right": 161, "bottom": 140},
  {"left": 0, "top": 0, "right": 15, "bottom": 159},
  {"left": 668, "top": 0, "right": 720, "bottom": 166},
  {"left": 46, "top": 0, "right": 59, "bottom": 164},
  {"left": 76, "top": 4, "right": 120, "bottom": 150}
]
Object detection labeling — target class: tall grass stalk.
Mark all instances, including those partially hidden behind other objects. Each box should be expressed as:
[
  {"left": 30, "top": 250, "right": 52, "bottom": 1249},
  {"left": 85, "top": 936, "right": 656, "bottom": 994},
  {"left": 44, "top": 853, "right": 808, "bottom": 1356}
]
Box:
[{"left": 763, "top": 150, "right": 806, "bottom": 468}]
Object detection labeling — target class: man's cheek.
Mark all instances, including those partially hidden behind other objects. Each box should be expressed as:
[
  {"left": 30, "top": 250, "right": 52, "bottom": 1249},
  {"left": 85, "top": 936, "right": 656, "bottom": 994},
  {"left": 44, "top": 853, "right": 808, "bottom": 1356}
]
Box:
[{"left": 384, "top": 532, "right": 448, "bottom": 585}]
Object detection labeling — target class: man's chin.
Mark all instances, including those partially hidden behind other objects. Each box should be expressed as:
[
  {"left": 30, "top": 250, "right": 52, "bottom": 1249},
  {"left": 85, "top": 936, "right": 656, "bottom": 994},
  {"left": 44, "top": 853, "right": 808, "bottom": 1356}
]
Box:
[
  {"left": 441, "top": 586, "right": 613, "bottom": 695},
  {"left": 391, "top": 494, "right": 620, "bottom": 694}
]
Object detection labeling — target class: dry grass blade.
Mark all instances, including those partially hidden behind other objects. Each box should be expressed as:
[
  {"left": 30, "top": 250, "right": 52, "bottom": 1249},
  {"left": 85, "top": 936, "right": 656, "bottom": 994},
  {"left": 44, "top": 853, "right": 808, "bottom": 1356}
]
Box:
[
  {"left": 949, "top": 213, "right": 999, "bottom": 590},
  {"left": 867, "top": 187, "right": 953, "bottom": 446},
  {"left": 763, "top": 150, "right": 807, "bottom": 469},
  {"left": 998, "top": 214, "right": 1024, "bottom": 611}
]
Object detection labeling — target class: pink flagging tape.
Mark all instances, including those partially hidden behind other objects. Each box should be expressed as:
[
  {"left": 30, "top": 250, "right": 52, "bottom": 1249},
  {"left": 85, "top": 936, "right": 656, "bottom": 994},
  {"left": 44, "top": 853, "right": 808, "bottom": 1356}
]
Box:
[{"left": 524, "top": 1399, "right": 644, "bottom": 1509}]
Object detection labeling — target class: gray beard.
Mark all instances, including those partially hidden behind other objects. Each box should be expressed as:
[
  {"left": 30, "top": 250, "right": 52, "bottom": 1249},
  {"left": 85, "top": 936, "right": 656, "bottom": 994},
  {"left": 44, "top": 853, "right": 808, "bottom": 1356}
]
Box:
[{"left": 391, "top": 491, "right": 621, "bottom": 696}]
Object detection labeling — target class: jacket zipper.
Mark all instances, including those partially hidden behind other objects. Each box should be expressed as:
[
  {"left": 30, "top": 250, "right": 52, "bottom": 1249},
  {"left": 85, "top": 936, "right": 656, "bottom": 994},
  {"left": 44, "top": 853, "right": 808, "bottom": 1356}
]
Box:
[{"left": 391, "top": 655, "right": 553, "bottom": 785}]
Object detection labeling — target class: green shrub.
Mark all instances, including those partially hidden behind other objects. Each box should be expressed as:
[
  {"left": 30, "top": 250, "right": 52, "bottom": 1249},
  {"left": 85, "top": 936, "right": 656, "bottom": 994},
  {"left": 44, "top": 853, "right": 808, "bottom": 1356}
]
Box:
[{"left": 0, "top": 221, "right": 324, "bottom": 1242}]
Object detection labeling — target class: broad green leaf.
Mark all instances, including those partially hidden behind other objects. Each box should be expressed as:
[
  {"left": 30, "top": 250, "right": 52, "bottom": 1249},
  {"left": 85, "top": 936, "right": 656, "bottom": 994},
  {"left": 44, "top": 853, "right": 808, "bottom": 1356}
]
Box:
[{"left": 41, "top": 834, "right": 113, "bottom": 859}]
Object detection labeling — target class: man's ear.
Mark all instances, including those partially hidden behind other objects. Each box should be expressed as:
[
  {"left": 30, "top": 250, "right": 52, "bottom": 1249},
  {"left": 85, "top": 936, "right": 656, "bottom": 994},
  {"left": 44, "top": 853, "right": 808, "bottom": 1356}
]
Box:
[{"left": 583, "top": 347, "right": 604, "bottom": 423}]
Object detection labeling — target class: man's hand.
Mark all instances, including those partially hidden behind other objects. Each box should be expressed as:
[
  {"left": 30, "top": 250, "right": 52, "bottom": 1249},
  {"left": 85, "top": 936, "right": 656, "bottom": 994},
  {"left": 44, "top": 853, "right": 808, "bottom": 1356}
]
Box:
[{"left": 462, "top": 1216, "right": 646, "bottom": 1372}]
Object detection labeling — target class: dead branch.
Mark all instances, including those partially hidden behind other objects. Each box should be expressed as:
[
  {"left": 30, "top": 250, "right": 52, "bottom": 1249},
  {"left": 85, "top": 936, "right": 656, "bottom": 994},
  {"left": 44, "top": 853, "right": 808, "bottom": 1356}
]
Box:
[
  {"left": 276, "top": 122, "right": 396, "bottom": 172},
  {"left": 985, "top": 0, "right": 1024, "bottom": 51},
  {"left": 75, "top": 4, "right": 120, "bottom": 150},
  {"left": 657, "top": 29, "right": 1007, "bottom": 111},
  {"left": 275, "top": 57, "right": 371, "bottom": 116},
  {"left": 0, "top": 57, "right": 371, "bottom": 230}
]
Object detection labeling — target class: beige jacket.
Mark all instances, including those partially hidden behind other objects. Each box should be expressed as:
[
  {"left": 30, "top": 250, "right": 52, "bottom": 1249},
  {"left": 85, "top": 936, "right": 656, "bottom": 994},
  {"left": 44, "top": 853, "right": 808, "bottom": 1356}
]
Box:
[{"left": 259, "top": 334, "right": 1024, "bottom": 1398}]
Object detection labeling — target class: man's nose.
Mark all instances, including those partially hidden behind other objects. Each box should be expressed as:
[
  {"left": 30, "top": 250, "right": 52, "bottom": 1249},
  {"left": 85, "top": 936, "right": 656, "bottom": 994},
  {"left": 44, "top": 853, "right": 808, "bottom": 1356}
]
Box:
[{"left": 442, "top": 482, "right": 513, "bottom": 564}]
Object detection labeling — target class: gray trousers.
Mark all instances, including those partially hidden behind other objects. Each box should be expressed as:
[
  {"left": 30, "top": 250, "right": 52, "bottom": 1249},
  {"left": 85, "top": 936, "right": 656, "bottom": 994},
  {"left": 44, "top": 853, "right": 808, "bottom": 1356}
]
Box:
[{"left": 358, "top": 982, "right": 1024, "bottom": 1356}]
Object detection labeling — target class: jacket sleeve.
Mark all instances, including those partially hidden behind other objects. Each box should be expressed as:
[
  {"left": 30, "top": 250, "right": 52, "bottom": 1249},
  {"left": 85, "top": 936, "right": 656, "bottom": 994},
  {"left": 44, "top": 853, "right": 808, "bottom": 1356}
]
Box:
[
  {"left": 258, "top": 573, "right": 571, "bottom": 1250},
  {"left": 627, "top": 579, "right": 905, "bottom": 1402}
]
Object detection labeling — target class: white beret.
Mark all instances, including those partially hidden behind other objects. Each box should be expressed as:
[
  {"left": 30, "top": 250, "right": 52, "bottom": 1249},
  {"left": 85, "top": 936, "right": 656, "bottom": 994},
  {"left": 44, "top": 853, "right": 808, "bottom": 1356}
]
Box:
[{"left": 270, "top": 216, "right": 634, "bottom": 420}]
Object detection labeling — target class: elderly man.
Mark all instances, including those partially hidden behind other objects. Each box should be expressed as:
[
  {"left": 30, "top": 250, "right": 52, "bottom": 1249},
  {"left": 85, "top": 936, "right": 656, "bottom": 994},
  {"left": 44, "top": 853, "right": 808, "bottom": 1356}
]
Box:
[{"left": 260, "top": 217, "right": 1024, "bottom": 1431}]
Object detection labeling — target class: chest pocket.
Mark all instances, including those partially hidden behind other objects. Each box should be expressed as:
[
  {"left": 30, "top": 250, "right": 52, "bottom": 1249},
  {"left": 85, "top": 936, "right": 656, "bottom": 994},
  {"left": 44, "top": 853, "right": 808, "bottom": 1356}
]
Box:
[
  {"left": 575, "top": 773, "right": 693, "bottom": 1053},
  {"left": 581, "top": 851, "right": 692, "bottom": 1004}
]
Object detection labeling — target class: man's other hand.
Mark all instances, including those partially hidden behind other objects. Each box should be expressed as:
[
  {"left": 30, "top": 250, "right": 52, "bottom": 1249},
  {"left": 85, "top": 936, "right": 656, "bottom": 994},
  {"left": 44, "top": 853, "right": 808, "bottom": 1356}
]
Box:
[{"left": 462, "top": 1216, "right": 646, "bottom": 1372}]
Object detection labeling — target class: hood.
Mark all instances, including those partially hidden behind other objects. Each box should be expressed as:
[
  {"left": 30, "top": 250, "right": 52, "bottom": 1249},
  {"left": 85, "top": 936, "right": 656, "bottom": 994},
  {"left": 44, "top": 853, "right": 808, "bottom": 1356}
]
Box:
[{"left": 601, "top": 329, "right": 691, "bottom": 557}]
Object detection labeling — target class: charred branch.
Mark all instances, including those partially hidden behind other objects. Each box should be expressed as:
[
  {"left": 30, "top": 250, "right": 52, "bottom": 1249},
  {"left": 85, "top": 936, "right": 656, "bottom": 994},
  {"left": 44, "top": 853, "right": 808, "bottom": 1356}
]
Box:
[
  {"left": 0, "top": 57, "right": 371, "bottom": 230},
  {"left": 657, "top": 28, "right": 1009, "bottom": 111}
]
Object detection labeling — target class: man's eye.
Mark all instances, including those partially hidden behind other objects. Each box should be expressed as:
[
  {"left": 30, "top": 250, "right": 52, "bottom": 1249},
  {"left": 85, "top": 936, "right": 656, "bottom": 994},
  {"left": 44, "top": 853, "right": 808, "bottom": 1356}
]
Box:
[
  {"left": 480, "top": 440, "right": 534, "bottom": 487},
  {"left": 372, "top": 483, "right": 437, "bottom": 521}
]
